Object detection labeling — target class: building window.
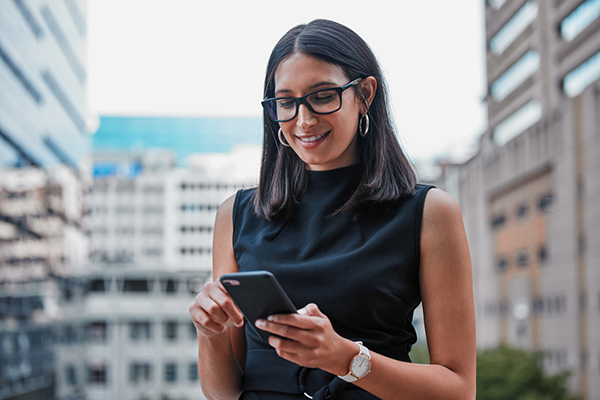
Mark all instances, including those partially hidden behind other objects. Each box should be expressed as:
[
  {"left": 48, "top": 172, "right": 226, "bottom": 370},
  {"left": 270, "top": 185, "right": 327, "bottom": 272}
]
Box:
[
  {"left": 547, "top": 295, "right": 567, "bottom": 314},
  {"left": 493, "top": 100, "right": 542, "bottom": 146},
  {"left": 162, "top": 279, "right": 178, "bottom": 294},
  {"left": 0, "top": 42, "right": 43, "bottom": 104},
  {"left": 488, "top": 0, "right": 507, "bottom": 10},
  {"left": 40, "top": 5, "right": 86, "bottom": 84},
  {"left": 165, "top": 321, "right": 178, "bottom": 341},
  {"left": 87, "top": 364, "right": 107, "bottom": 384},
  {"left": 89, "top": 279, "right": 106, "bottom": 293},
  {"left": 130, "top": 362, "right": 152, "bottom": 383},
  {"left": 123, "top": 280, "right": 150, "bottom": 293},
  {"left": 41, "top": 69, "right": 86, "bottom": 132},
  {"left": 13, "top": 0, "right": 44, "bottom": 39},
  {"left": 578, "top": 236, "right": 587, "bottom": 255},
  {"left": 86, "top": 322, "right": 107, "bottom": 343},
  {"left": 142, "top": 206, "right": 163, "bottom": 214},
  {"left": 491, "top": 50, "right": 540, "bottom": 101},
  {"left": 538, "top": 245, "right": 548, "bottom": 264},
  {"left": 142, "top": 185, "right": 164, "bottom": 193},
  {"left": 538, "top": 194, "right": 556, "bottom": 212},
  {"left": 496, "top": 256, "right": 508, "bottom": 272},
  {"left": 130, "top": 322, "right": 152, "bottom": 341},
  {"left": 516, "top": 249, "right": 530, "bottom": 266},
  {"left": 65, "top": 365, "right": 77, "bottom": 386},
  {"left": 563, "top": 50, "right": 600, "bottom": 97},
  {"left": 164, "top": 363, "right": 178, "bottom": 383},
  {"left": 63, "top": 0, "right": 87, "bottom": 36},
  {"left": 516, "top": 321, "right": 528, "bottom": 339},
  {"left": 188, "top": 362, "right": 199, "bottom": 381},
  {"left": 63, "top": 325, "right": 79, "bottom": 344},
  {"left": 143, "top": 248, "right": 163, "bottom": 257},
  {"left": 516, "top": 203, "right": 529, "bottom": 221},
  {"left": 561, "top": 0, "right": 600, "bottom": 41},
  {"left": 491, "top": 214, "right": 506, "bottom": 229},
  {"left": 143, "top": 226, "right": 163, "bottom": 235},
  {"left": 189, "top": 321, "right": 198, "bottom": 339},
  {"left": 490, "top": 2, "right": 538, "bottom": 55}
]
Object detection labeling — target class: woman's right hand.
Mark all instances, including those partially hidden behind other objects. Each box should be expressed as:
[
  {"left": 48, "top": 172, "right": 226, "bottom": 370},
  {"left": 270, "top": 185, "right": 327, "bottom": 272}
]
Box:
[{"left": 189, "top": 280, "right": 245, "bottom": 339}]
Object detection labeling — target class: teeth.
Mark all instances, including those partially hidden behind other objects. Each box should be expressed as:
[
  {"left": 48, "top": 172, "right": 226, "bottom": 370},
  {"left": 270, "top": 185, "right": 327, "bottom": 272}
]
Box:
[{"left": 299, "top": 132, "right": 328, "bottom": 142}]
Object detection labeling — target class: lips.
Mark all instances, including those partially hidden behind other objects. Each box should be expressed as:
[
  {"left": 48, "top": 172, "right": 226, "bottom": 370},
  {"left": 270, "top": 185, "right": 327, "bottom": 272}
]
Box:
[{"left": 297, "top": 131, "right": 330, "bottom": 143}]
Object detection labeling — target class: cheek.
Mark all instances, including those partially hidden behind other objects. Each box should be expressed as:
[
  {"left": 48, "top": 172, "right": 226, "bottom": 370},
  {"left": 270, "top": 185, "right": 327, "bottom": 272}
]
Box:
[{"left": 279, "top": 121, "right": 294, "bottom": 134}]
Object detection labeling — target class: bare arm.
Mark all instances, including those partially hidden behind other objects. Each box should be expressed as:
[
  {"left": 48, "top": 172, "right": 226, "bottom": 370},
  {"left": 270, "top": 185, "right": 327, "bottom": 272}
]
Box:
[
  {"left": 189, "top": 194, "right": 246, "bottom": 400},
  {"left": 257, "top": 188, "right": 476, "bottom": 399}
]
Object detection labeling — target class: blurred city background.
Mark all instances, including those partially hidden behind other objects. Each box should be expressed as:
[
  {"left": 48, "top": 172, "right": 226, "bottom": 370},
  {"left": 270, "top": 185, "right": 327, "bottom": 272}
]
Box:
[{"left": 0, "top": 0, "right": 599, "bottom": 399}]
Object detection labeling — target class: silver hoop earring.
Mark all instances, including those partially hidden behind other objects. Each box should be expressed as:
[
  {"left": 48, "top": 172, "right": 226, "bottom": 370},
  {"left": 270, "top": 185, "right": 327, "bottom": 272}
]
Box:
[
  {"left": 278, "top": 128, "right": 291, "bottom": 147},
  {"left": 359, "top": 114, "right": 370, "bottom": 137}
]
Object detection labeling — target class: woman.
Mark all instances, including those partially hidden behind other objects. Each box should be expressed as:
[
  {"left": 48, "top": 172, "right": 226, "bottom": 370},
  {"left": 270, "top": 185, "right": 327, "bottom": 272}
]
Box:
[{"left": 189, "top": 19, "right": 475, "bottom": 400}]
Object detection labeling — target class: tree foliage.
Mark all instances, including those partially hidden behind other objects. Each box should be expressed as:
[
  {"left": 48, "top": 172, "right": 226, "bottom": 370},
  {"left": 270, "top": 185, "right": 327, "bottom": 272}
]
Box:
[{"left": 476, "top": 345, "right": 579, "bottom": 400}]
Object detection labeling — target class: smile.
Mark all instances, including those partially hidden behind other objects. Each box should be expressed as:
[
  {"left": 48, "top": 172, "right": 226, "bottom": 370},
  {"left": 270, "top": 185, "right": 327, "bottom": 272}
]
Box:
[{"left": 298, "top": 132, "right": 330, "bottom": 143}]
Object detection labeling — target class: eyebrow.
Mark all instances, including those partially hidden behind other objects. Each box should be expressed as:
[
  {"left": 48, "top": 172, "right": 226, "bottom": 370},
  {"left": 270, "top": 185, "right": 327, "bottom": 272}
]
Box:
[{"left": 275, "top": 81, "right": 339, "bottom": 96}]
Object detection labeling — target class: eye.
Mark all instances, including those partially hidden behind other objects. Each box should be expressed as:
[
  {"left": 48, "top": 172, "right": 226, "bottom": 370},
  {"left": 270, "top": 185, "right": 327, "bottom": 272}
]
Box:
[
  {"left": 309, "top": 90, "right": 337, "bottom": 104},
  {"left": 276, "top": 99, "right": 295, "bottom": 109}
]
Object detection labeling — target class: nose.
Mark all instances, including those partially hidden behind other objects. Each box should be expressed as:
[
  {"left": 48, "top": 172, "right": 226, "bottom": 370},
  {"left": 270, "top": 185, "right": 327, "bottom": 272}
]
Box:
[{"left": 296, "top": 104, "right": 317, "bottom": 130}]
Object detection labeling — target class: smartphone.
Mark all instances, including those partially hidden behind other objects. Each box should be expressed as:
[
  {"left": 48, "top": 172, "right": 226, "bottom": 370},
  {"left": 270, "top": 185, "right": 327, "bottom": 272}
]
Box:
[{"left": 220, "top": 271, "right": 297, "bottom": 342}]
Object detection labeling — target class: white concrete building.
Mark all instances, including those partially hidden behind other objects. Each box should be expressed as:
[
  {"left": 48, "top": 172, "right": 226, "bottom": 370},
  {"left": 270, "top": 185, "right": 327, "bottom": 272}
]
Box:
[{"left": 74, "top": 145, "right": 260, "bottom": 400}]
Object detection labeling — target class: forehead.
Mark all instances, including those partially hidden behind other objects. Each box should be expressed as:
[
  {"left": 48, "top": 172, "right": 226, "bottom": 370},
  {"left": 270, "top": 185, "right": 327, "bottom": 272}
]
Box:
[{"left": 274, "top": 53, "right": 349, "bottom": 93}]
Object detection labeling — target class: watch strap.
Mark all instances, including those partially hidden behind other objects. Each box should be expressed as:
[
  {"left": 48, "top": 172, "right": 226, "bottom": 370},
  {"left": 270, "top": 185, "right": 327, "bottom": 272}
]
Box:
[{"left": 337, "top": 341, "right": 370, "bottom": 382}]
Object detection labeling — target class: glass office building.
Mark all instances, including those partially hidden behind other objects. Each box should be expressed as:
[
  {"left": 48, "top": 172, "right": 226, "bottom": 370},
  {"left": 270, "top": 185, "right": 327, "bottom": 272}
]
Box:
[{"left": 0, "top": 1, "right": 89, "bottom": 399}]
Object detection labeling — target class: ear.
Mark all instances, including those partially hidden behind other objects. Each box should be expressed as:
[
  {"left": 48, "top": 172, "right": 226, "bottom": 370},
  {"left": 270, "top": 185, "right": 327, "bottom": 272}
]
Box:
[{"left": 359, "top": 76, "right": 377, "bottom": 113}]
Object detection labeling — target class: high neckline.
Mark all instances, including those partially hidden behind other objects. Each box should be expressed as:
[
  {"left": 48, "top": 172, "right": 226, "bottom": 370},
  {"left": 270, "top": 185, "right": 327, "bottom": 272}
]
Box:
[
  {"left": 306, "top": 164, "right": 359, "bottom": 182},
  {"left": 305, "top": 164, "right": 360, "bottom": 198}
]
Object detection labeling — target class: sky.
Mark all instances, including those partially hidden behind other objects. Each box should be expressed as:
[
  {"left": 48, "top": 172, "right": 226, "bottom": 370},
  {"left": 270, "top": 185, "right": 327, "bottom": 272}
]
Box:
[{"left": 86, "top": 0, "right": 488, "bottom": 163}]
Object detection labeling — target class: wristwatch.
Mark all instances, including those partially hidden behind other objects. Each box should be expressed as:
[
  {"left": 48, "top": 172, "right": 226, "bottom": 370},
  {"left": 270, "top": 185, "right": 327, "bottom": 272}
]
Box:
[{"left": 338, "top": 341, "right": 371, "bottom": 382}]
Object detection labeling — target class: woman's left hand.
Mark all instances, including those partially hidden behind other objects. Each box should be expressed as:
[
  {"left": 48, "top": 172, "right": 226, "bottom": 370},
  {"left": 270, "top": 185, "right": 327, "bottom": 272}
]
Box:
[{"left": 255, "top": 303, "right": 355, "bottom": 376}]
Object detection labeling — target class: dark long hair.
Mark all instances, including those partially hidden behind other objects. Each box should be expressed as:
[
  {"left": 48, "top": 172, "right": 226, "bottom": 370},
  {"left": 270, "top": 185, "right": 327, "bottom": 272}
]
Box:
[{"left": 254, "top": 19, "right": 417, "bottom": 220}]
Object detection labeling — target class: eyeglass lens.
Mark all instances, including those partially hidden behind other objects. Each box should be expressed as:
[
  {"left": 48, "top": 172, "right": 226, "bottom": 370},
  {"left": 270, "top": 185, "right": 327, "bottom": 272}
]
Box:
[{"left": 265, "top": 88, "right": 341, "bottom": 121}]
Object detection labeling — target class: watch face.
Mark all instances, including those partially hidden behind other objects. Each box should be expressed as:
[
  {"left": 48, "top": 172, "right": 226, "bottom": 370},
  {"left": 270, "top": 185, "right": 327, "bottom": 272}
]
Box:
[{"left": 350, "top": 355, "right": 371, "bottom": 378}]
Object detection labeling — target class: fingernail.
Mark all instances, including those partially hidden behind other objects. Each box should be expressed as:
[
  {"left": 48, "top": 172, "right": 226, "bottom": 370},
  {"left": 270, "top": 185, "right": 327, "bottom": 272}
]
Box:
[
  {"left": 298, "top": 308, "right": 307, "bottom": 315},
  {"left": 255, "top": 320, "right": 265, "bottom": 328},
  {"left": 267, "top": 316, "right": 275, "bottom": 321}
]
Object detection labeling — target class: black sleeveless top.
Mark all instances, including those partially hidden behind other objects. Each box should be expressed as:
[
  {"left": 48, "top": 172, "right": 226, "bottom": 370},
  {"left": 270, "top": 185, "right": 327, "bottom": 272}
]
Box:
[{"left": 232, "top": 165, "right": 434, "bottom": 399}]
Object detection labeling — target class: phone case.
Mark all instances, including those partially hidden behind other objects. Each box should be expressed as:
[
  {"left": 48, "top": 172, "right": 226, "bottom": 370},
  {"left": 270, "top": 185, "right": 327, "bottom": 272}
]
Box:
[{"left": 220, "top": 271, "right": 297, "bottom": 342}]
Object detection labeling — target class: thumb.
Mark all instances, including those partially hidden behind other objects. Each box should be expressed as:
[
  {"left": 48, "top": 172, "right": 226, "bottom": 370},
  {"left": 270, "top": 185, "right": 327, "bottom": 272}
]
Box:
[{"left": 298, "top": 303, "right": 322, "bottom": 317}]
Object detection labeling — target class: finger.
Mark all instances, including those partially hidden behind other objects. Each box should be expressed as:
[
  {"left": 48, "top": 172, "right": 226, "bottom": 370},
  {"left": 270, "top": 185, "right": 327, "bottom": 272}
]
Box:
[
  {"left": 196, "top": 295, "right": 231, "bottom": 325},
  {"left": 255, "top": 319, "right": 313, "bottom": 343},
  {"left": 266, "top": 311, "right": 321, "bottom": 329},
  {"left": 189, "top": 306, "right": 227, "bottom": 336},
  {"left": 299, "top": 303, "right": 323, "bottom": 317},
  {"left": 205, "top": 282, "right": 245, "bottom": 326}
]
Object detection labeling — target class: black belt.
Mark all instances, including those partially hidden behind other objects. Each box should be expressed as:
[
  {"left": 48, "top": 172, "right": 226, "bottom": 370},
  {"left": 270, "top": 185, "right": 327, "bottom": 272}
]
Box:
[
  {"left": 243, "top": 349, "right": 336, "bottom": 395},
  {"left": 242, "top": 345, "right": 409, "bottom": 399}
]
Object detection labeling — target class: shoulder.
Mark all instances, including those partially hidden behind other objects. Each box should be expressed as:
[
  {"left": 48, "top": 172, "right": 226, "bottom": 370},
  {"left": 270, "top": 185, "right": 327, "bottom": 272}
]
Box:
[
  {"left": 214, "top": 193, "right": 237, "bottom": 231},
  {"left": 216, "top": 188, "right": 256, "bottom": 218},
  {"left": 420, "top": 188, "right": 468, "bottom": 258},
  {"left": 422, "top": 188, "right": 463, "bottom": 227}
]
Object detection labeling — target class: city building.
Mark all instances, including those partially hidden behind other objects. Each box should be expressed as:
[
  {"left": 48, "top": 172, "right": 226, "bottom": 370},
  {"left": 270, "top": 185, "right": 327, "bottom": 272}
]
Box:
[
  {"left": 74, "top": 144, "right": 260, "bottom": 400},
  {"left": 436, "top": 0, "right": 600, "bottom": 398},
  {"left": 0, "top": 1, "right": 90, "bottom": 399}
]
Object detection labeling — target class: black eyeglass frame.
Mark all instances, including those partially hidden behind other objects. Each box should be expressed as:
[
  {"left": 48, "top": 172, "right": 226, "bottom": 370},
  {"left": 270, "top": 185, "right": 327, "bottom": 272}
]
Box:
[{"left": 261, "top": 78, "right": 362, "bottom": 122}]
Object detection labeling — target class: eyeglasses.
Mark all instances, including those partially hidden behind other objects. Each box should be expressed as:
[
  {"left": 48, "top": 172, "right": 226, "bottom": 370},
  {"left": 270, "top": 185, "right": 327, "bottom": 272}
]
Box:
[{"left": 261, "top": 78, "right": 362, "bottom": 122}]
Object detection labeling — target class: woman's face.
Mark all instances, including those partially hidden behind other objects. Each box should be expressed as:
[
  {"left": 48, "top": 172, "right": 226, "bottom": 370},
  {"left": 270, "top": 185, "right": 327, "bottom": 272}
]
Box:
[{"left": 274, "top": 53, "right": 364, "bottom": 171}]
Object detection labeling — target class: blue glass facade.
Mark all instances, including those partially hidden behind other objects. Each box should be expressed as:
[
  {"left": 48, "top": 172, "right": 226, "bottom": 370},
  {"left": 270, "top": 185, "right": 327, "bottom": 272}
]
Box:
[
  {"left": 92, "top": 116, "right": 263, "bottom": 167},
  {"left": 0, "top": 0, "right": 89, "bottom": 169},
  {"left": 1, "top": 2, "right": 89, "bottom": 399}
]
